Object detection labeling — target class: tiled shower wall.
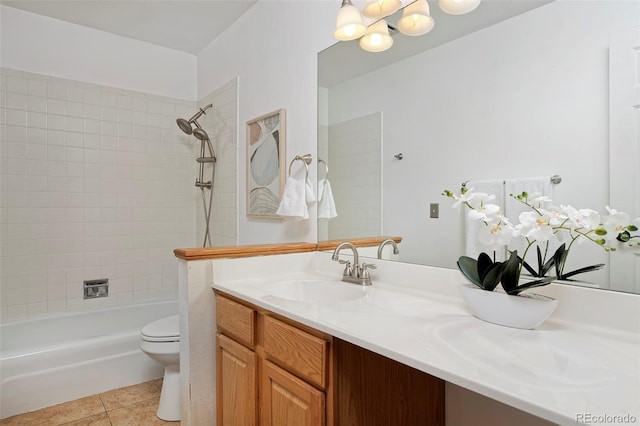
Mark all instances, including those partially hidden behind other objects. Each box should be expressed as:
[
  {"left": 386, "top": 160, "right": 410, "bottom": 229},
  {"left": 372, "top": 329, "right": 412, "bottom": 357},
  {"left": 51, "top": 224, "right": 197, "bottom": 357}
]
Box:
[
  {"left": 196, "top": 78, "right": 238, "bottom": 247},
  {"left": 0, "top": 67, "right": 199, "bottom": 321},
  {"left": 327, "top": 112, "right": 382, "bottom": 240}
]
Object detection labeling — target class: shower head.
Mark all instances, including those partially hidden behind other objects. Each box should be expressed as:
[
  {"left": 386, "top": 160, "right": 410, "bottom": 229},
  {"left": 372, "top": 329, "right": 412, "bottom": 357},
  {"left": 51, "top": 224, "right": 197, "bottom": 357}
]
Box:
[
  {"left": 176, "top": 104, "right": 213, "bottom": 135},
  {"left": 193, "top": 128, "right": 210, "bottom": 141},
  {"left": 176, "top": 118, "right": 193, "bottom": 135}
]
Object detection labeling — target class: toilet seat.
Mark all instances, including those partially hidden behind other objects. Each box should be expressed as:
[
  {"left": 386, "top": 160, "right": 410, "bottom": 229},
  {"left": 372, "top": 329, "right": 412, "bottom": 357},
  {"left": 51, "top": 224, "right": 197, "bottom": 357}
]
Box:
[{"left": 141, "top": 315, "right": 180, "bottom": 342}]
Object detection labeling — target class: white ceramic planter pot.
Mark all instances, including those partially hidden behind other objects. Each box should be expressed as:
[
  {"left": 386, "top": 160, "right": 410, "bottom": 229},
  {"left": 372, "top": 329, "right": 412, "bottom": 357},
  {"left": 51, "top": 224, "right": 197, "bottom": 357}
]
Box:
[{"left": 458, "top": 284, "right": 558, "bottom": 329}]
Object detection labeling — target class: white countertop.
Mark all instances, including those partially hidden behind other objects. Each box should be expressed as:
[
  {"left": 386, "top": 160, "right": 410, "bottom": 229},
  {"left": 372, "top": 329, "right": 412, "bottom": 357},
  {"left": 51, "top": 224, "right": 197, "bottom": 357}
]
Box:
[{"left": 210, "top": 252, "right": 640, "bottom": 426}]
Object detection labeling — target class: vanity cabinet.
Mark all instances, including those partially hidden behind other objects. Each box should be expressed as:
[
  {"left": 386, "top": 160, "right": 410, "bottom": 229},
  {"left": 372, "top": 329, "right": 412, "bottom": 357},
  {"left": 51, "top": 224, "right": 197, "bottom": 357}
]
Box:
[{"left": 215, "top": 292, "right": 444, "bottom": 426}]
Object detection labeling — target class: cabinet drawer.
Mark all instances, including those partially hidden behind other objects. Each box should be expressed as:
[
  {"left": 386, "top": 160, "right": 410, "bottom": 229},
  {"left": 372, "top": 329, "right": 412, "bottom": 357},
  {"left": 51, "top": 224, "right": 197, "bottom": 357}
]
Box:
[
  {"left": 263, "top": 315, "right": 328, "bottom": 389},
  {"left": 216, "top": 295, "right": 256, "bottom": 347}
]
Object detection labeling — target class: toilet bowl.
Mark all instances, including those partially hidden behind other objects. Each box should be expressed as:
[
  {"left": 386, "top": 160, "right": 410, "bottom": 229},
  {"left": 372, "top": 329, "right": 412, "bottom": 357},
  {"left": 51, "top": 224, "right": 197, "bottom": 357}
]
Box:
[{"left": 140, "top": 314, "right": 180, "bottom": 421}]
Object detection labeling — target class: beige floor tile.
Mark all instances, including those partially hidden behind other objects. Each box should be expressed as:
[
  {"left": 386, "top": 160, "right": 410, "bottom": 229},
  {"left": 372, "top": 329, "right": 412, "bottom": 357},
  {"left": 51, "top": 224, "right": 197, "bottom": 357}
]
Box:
[
  {"left": 107, "top": 399, "right": 179, "bottom": 426},
  {"left": 60, "top": 412, "right": 112, "bottom": 426},
  {"left": 100, "top": 379, "right": 163, "bottom": 412},
  {"left": 0, "top": 396, "right": 105, "bottom": 426}
]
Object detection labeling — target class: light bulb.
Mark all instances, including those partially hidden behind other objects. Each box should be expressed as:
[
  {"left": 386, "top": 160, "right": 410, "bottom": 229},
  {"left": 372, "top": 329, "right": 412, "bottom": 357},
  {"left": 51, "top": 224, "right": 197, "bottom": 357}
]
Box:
[{"left": 439, "top": 0, "right": 481, "bottom": 15}]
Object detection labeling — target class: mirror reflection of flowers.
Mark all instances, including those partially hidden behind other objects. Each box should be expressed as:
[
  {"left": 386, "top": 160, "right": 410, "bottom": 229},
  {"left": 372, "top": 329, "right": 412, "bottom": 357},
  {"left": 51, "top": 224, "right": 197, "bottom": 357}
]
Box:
[{"left": 442, "top": 186, "right": 640, "bottom": 294}]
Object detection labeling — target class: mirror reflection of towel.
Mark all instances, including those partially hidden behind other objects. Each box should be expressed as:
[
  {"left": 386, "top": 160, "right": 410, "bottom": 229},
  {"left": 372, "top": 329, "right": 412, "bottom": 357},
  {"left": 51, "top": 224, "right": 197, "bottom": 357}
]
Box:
[{"left": 318, "top": 178, "right": 337, "bottom": 220}]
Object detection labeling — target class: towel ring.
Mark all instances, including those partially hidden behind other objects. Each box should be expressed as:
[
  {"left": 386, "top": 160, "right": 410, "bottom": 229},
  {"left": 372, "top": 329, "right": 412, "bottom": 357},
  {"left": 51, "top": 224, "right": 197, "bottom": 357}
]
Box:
[
  {"left": 288, "top": 154, "right": 313, "bottom": 181},
  {"left": 318, "top": 158, "right": 329, "bottom": 179}
]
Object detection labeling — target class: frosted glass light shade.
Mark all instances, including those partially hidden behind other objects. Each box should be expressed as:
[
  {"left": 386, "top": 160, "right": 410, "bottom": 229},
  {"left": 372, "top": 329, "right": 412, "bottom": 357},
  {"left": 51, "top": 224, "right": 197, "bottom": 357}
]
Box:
[
  {"left": 397, "top": 0, "right": 435, "bottom": 36},
  {"left": 363, "top": 0, "right": 402, "bottom": 19},
  {"left": 334, "top": 1, "right": 366, "bottom": 41},
  {"left": 439, "top": 0, "right": 481, "bottom": 15},
  {"left": 359, "top": 20, "right": 394, "bottom": 53}
]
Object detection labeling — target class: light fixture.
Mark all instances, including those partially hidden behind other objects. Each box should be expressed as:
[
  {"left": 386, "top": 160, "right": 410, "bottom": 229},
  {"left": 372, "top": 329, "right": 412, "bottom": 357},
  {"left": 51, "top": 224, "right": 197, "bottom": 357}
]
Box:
[
  {"left": 334, "top": 0, "right": 367, "bottom": 41},
  {"left": 397, "top": 0, "right": 434, "bottom": 36},
  {"left": 363, "top": 0, "right": 402, "bottom": 19},
  {"left": 439, "top": 0, "right": 481, "bottom": 15},
  {"left": 359, "top": 19, "right": 394, "bottom": 53}
]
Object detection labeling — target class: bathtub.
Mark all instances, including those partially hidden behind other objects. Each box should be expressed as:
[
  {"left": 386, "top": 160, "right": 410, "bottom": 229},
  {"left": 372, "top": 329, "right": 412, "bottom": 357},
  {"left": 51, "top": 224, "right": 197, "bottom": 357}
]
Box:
[{"left": 0, "top": 300, "right": 178, "bottom": 419}]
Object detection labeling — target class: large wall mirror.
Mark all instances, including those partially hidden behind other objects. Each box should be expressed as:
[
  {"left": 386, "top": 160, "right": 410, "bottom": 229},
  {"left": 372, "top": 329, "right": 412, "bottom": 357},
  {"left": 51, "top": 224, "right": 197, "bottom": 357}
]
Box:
[{"left": 318, "top": 0, "right": 639, "bottom": 294}]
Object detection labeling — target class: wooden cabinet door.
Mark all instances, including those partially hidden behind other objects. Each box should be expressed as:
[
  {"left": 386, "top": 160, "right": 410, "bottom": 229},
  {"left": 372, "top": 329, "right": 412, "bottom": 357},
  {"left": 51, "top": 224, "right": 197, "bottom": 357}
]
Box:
[
  {"left": 260, "top": 360, "right": 325, "bottom": 426},
  {"left": 217, "top": 333, "right": 257, "bottom": 426}
]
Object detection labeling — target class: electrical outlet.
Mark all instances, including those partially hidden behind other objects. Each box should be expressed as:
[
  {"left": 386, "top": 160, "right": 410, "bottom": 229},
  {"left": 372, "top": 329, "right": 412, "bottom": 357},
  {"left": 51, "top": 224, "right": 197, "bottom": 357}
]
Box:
[{"left": 430, "top": 203, "right": 439, "bottom": 218}]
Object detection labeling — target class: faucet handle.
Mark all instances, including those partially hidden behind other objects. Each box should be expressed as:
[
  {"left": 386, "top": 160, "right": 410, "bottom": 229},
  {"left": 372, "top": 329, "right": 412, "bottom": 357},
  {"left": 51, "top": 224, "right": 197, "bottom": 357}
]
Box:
[
  {"left": 361, "top": 262, "right": 377, "bottom": 271},
  {"left": 339, "top": 260, "right": 352, "bottom": 277}
]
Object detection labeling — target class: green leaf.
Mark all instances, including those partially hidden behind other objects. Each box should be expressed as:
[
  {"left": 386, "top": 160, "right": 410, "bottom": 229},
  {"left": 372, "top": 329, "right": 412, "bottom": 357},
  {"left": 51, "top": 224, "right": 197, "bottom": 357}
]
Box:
[
  {"left": 457, "top": 256, "right": 482, "bottom": 289},
  {"left": 553, "top": 244, "right": 568, "bottom": 278},
  {"left": 481, "top": 263, "right": 503, "bottom": 291},
  {"left": 506, "top": 276, "right": 556, "bottom": 295},
  {"left": 560, "top": 264, "right": 605, "bottom": 280},
  {"left": 500, "top": 251, "right": 521, "bottom": 294},
  {"left": 477, "top": 252, "right": 494, "bottom": 283},
  {"left": 536, "top": 246, "right": 543, "bottom": 275}
]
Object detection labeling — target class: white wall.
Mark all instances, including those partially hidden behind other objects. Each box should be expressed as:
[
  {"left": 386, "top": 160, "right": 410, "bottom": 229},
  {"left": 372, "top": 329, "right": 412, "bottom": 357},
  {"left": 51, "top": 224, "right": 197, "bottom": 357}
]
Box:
[
  {"left": 197, "top": 0, "right": 337, "bottom": 245},
  {"left": 326, "top": 0, "right": 639, "bottom": 287},
  {"left": 0, "top": 5, "right": 197, "bottom": 100}
]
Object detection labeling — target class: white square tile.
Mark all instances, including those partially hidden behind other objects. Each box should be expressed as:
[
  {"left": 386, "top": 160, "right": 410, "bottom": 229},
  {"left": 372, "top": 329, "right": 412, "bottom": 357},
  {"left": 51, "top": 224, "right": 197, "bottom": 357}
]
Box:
[
  {"left": 47, "top": 83, "right": 67, "bottom": 99},
  {"left": 6, "top": 76, "right": 27, "bottom": 94},
  {"left": 6, "top": 93, "right": 26, "bottom": 110},
  {"left": 85, "top": 118, "right": 101, "bottom": 135},
  {"left": 66, "top": 132, "right": 84, "bottom": 148},
  {"left": 47, "top": 129, "right": 66, "bottom": 146},
  {"left": 27, "top": 95, "right": 47, "bottom": 112},
  {"left": 117, "top": 95, "right": 133, "bottom": 109},
  {"left": 84, "top": 104, "right": 101, "bottom": 120},
  {"left": 67, "top": 117, "right": 84, "bottom": 133},
  {"left": 27, "top": 111, "right": 47, "bottom": 128},
  {"left": 66, "top": 86, "right": 83, "bottom": 102},
  {"left": 66, "top": 101, "right": 83, "bottom": 118},
  {"left": 47, "top": 99, "right": 66, "bottom": 115},
  {"left": 101, "top": 106, "right": 117, "bottom": 122},
  {"left": 47, "top": 114, "right": 66, "bottom": 131},
  {"left": 27, "top": 128, "right": 46, "bottom": 144},
  {"left": 83, "top": 88, "right": 101, "bottom": 105},
  {"left": 118, "top": 109, "right": 133, "bottom": 123},
  {"left": 101, "top": 92, "right": 117, "bottom": 107},
  {"left": 101, "top": 121, "right": 117, "bottom": 136},
  {"left": 6, "top": 109, "right": 26, "bottom": 126},
  {"left": 84, "top": 134, "right": 101, "bottom": 150},
  {"left": 27, "top": 79, "right": 47, "bottom": 97},
  {"left": 5, "top": 125, "right": 26, "bottom": 142}
]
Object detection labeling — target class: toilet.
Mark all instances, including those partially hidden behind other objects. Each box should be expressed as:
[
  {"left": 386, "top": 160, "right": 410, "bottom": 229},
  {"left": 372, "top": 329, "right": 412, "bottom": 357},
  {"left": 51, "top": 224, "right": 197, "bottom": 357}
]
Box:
[{"left": 139, "top": 315, "right": 181, "bottom": 421}]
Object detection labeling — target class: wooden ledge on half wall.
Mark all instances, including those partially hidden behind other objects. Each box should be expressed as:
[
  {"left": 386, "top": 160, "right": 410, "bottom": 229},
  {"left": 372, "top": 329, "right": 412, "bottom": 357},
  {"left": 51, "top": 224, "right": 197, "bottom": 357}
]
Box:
[{"left": 174, "top": 236, "right": 402, "bottom": 261}]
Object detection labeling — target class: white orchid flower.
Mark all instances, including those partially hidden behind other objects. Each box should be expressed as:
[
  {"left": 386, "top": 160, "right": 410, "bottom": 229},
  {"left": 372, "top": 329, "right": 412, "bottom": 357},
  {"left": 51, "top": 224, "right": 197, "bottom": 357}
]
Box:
[
  {"left": 538, "top": 206, "right": 567, "bottom": 226},
  {"left": 603, "top": 206, "right": 631, "bottom": 241},
  {"left": 516, "top": 211, "right": 554, "bottom": 241},
  {"left": 477, "top": 217, "right": 516, "bottom": 248},
  {"left": 467, "top": 203, "right": 501, "bottom": 222},
  {"left": 561, "top": 205, "right": 601, "bottom": 231}
]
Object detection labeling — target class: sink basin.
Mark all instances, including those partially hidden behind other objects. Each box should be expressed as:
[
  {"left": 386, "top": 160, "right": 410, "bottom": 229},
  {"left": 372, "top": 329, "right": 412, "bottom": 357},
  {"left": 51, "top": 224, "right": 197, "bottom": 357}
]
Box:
[{"left": 263, "top": 279, "right": 367, "bottom": 303}]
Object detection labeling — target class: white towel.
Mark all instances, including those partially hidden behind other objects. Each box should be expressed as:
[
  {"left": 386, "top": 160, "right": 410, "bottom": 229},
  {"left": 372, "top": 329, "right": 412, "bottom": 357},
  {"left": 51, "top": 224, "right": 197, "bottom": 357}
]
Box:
[
  {"left": 504, "top": 176, "right": 555, "bottom": 260},
  {"left": 464, "top": 179, "right": 505, "bottom": 260},
  {"left": 305, "top": 178, "right": 316, "bottom": 205},
  {"left": 317, "top": 178, "right": 337, "bottom": 219},
  {"left": 276, "top": 176, "right": 308, "bottom": 220}
]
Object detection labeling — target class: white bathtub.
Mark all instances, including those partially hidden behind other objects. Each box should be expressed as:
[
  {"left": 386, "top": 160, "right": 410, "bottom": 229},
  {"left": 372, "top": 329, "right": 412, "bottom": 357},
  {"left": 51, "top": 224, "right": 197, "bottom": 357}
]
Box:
[{"left": 0, "top": 300, "right": 179, "bottom": 419}]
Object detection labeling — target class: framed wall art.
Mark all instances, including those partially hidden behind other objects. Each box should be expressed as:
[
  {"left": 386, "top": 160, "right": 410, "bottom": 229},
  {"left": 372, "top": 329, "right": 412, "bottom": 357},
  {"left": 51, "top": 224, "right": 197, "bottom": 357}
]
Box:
[{"left": 246, "top": 109, "right": 286, "bottom": 218}]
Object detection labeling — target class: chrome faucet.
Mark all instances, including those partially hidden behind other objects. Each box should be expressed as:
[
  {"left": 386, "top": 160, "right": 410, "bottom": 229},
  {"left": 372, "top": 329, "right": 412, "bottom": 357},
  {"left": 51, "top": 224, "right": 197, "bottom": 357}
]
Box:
[
  {"left": 331, "top": 242, "right": 376, "bottom": 286},
  {"left": 377, "top": 239, "right": 400, "bottom": 259}
]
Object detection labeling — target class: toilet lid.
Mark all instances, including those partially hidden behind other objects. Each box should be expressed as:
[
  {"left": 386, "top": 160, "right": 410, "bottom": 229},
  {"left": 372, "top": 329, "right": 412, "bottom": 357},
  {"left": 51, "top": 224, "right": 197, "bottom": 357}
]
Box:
[{"left": 141, "top": 315, "right": 180, "bottom": 342}]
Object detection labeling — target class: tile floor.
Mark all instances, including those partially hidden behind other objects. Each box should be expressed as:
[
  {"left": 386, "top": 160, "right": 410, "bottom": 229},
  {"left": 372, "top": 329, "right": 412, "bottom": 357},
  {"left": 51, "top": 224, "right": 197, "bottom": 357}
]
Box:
[{"left": 0, "top": 379, "right": 179, "bottom": 426}]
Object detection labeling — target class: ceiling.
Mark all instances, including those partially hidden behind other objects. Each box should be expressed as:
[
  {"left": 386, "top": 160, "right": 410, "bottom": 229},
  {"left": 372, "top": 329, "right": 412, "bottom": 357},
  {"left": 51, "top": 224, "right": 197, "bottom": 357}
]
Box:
[{"left": 1, "top": 0, "right": 257, "bottom": 54}]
